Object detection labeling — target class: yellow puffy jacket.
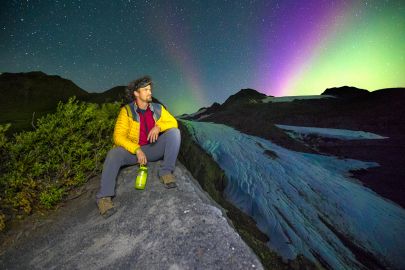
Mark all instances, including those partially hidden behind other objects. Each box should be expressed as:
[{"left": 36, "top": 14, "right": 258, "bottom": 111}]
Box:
[{"left": 113, "top": 102, "right": 178, "bottom": 154}]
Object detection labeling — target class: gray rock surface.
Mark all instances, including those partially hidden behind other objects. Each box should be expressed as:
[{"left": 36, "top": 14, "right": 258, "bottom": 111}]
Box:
[{"left": 0, "top": 161, "right": 263, "bottom": 270}]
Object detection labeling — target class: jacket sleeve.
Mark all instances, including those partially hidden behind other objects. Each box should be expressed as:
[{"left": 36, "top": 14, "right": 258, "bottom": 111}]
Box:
[
  {"left": 156, "top": 106, "right": 178, "bottom": 132},
  {"left": 113, "top": 107, "right": 140, "bottom": 154}
]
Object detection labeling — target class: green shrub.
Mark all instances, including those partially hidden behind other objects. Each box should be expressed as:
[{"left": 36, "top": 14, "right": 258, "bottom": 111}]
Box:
[
  {"left": 0, "top": 212, "right": 5, "bottom": 231},
  {"left": 39, "top": 186, "right": 66, "bottom": 209},
  {"left": 0, "top": 97, "right": 120, "bottom": 231},
  {"left": 0, "top": 123, "right": 11, "bottom": 175}
]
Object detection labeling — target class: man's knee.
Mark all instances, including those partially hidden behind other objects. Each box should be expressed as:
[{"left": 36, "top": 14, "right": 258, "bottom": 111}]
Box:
[
  {"left": 105, "top": 146, "right": 127, "bottom": 163},
  {"left": 164, "top": 128, "right": 181, "bottom": 141}
]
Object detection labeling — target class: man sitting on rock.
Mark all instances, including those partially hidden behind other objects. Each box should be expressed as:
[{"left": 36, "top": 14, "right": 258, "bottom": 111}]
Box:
[{"left": 96, "top": 75, "right": 181, "bottom": 217}]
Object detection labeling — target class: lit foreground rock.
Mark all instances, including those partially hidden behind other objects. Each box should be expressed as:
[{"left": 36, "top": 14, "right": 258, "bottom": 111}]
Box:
[{"left": 0, "top": 161, "right": 263, "bottom": 270}]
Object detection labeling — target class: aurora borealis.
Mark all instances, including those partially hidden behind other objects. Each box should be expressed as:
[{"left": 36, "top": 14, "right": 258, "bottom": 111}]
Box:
[
  {"left": 256, "top": 1, "right": 405, "bottom": 97},
  {"left": 1, "top": 0, "right": 404, "bottom": 115}
]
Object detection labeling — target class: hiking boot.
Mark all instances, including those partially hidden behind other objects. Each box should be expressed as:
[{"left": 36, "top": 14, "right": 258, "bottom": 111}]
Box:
[
  {"left": 160, "top": 174, "right": 177, "bottom": 189},
  {"left": 97, "top": 197, "right": 116, "bottom": 218}
]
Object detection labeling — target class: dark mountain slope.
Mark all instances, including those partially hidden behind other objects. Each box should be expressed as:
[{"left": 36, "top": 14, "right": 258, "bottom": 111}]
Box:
[
  {"left": 0, "top": 71, "right": 149, "bottom": 134},
  {"left": 0, "top": 71, "right": 88, "bottom": 109}
]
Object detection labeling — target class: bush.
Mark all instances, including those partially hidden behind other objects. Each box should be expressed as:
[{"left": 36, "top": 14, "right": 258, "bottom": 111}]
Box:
[
  {"left": 0, "top": 97, "right": 120, "bottom": 231},
  {"left": 39, "top": 186, "right": 66, "bottom": 209}
]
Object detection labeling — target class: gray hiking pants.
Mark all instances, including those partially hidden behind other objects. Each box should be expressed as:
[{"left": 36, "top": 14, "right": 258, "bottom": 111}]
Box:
[{"left": 96, "top": 128, "right": 181, "bottom": 201}]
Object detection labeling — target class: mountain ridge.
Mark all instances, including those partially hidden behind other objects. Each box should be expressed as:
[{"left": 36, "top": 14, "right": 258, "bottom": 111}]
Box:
[{"left": 0, "top": 71, "right": 125, "bottom": 107}]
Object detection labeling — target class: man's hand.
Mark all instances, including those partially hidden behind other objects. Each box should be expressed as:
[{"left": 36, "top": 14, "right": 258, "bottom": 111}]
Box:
[
  {"left": 147, "top": 125, "right": 161, "bottom": 143},
  {"left": 136, "top": 148, "right": 147, "bottom": 165}
]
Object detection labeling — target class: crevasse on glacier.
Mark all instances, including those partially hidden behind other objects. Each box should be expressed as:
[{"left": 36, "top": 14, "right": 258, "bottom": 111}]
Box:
[{"left": 181, "top": 120, "right": 405, "bottom": 270}]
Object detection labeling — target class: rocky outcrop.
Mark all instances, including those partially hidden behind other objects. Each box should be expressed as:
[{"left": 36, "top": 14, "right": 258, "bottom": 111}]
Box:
[
  {"left": 222, "top": 88, "right": 269, "bottom": 109},
  {"left": 321, "top": 86, "right": 369, "bottom": 98},
  {"left": 0, "top": 161, "right": 263, "bottom": 269}
]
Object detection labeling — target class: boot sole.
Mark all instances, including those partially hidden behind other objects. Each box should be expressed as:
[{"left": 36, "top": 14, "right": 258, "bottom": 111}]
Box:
[
  {"left": 101, "top": 207, "right": 117, "bottom": 218},
  {"left": 164, "top": 182, "right": 177, "bottom": 189}
]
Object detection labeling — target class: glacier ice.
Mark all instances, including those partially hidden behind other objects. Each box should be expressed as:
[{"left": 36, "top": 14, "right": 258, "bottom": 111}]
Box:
[{"left": 181, "top": 120, "right": 405, "bottom": 269}]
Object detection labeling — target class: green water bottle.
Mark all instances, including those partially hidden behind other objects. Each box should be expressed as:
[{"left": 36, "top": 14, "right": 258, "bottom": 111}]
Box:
[{"left": 135, "top": 165, "right": 148, "bottom": 190}]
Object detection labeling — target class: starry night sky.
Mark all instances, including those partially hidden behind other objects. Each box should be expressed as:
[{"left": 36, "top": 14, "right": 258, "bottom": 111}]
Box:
[{"left": 1, "top": 0, "right": 404, "bottom": 115}]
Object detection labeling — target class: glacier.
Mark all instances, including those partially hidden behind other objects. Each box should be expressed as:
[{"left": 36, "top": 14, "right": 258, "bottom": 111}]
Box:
[
  {"left": 275, "top": 124, "right": 389, "bottom": 140},
  {"left": 181, "top": 119, "right": 405, "bottom": 269}
]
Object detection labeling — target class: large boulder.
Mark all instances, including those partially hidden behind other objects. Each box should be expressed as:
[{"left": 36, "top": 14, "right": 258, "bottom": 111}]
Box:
[{"left": 0, "top": 161, "right": 263, "bottom": 270}]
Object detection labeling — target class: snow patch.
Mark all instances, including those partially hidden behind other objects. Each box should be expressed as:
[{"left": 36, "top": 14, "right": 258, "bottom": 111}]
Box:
[
  {"left": 262, "top": 95, "right": 335, "bottom": 103},
  {"left": 197, "top": 114, "right": 212, "bottom": 120},
  {"left": 276, "top": 124, "right": 389, "bottom": 140},
  {"left": 188, "top": 108, "right": 207, "bottom": 117}
]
